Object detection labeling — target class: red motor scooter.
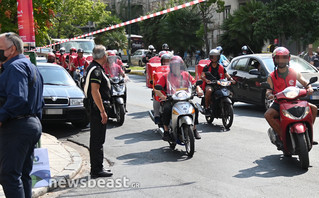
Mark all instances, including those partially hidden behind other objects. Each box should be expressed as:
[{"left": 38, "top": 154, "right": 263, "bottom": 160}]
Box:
[{"left": 263, "top": 76, "right": 317, "bottom": 169}]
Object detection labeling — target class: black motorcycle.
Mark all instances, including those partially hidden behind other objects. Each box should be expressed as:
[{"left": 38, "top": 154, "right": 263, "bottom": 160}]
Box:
[
  {"left": 104, "top": 75, "right": 126, "bottom": 126},
  {"left": 199, "top": 72, "right": 234, "bottom": 129}
]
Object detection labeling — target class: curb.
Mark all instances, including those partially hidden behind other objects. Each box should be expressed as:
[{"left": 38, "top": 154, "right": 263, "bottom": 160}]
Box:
[{"left": 32, "top": 142, "right": 82, "bottom": 198}]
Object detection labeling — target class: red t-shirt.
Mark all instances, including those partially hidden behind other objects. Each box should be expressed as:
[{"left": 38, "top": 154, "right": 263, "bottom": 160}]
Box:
[
  {"left": 157, "top": 71, "right": 196, "bottom": 95},
  {"left": 104, "top": 63, "right": 124, "bottom": 77}
]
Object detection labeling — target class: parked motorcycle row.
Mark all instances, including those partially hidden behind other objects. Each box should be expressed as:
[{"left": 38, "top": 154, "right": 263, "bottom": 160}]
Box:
[{"left": 146, "top": 56, "right": 318, "bottom": 170}]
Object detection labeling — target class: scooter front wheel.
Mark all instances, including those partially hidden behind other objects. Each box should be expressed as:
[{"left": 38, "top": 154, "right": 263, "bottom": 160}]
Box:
[
  {"left": 183, "top": 124, "right": 195, "bottom": 157},
  {"left": 297, "top": 133, "right": 309, "bottom": 169},
  {"left": 116, "top": 103, "right": 125, "bottom": 126}
]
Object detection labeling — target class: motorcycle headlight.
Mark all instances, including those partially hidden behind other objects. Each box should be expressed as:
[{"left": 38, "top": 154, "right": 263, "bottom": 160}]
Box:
[
  {"left": 70, "top": 98, "right": 83, "bottom": 106},
  {"left": 282, "top": 106, "right": 310, "bottom": 120}
]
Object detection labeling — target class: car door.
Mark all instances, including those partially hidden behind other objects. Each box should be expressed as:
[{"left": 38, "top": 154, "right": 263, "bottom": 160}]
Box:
[
  {"left": 131, "top": 50, "right": 141, "bottom": 65},
  {"left": 245, "top": 58, "right": 268, "bottom": 104},
  {"left": 230, "top": 57, "right": 249, "bottom": 101}
]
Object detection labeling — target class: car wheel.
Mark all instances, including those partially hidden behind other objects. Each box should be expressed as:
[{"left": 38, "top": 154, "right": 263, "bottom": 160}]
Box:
[{"left": 138, "top": 60, "right": 142, "bottom": 66}]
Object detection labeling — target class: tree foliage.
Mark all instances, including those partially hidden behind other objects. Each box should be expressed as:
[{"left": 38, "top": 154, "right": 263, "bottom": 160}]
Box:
[
  {"left": 254, "top": 0, "right": 319, "bottom": 46},
  {"left": 196, "top": 0, "right": 225, "bottom": 57},
  {"left": 94, "top": 14, "right": 127, "bottom": 49},
  {"left": 0, "top": 0, "right": 61, "bottom": 46},
  {"left": 220, "top": 0, "right": 319, "bottom": 56},
  {"left": 219, "top": 0, "right": 265, "bottom": 56},
  {"left": 139, "top": 1, "right": 202, "bottom": 55}
]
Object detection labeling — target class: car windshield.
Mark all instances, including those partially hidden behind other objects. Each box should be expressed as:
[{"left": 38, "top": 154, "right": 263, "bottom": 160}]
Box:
[
  {"left": 38, "top": 65, "right": 76, "bottom": 86},
  {"left": 60, "top": 40, "right": 95, "bottom": 54},
  {"left": 263, "top": 56, "right": 318, "bottom": 73}
]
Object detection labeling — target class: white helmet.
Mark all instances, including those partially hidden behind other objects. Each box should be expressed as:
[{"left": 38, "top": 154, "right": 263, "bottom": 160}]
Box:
[{"left": 148, "top": 45, "right": 155, "bottom": 51}]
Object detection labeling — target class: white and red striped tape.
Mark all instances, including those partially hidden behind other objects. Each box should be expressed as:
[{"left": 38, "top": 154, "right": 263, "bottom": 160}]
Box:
[{"left": 34, "top": 0, "right": 206, "bottom": 51}]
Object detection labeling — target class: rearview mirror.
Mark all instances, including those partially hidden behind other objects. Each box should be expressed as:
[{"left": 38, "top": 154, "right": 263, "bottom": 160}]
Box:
[
  {"left": 232, "top": 71, "right": 237, "bottom": 76},
  {"left": 308, "top": 77, "right": 318, "bottom": 85}
]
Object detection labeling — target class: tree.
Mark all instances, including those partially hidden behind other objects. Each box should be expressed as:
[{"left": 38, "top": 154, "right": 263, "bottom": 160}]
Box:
[
  {"left": 196, "top": 0, "right": 225, "bottom": 57},
  {"left": 219, "top": 0, "right": 265, "bottom": 56},
  {"left": 94, "top": 14, "right": 127, "bottom": 49},
  {"left": 254, "top": 0, "right": 319, "bottom": 47},
  {"left": 48, "top": 0, "right": 110, "bottom": 39},
  {"left": 139, "top": 0, "right": 202, "bottom": 56},
  {"left": 0, "top": 0, "right": 61, "bottom": 46}
]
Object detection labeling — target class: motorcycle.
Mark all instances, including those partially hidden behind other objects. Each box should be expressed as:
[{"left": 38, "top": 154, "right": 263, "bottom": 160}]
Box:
[
  {"left": 151, "top": 70, "right": 203, "bottom": 157},
  {"left": 103, "top": 75, "right": 126, "bottom": 126},
  {"left": 262, "top": 76, "right": 317, "bottom": 169},
  {"left": 200, "top": 72, "right": 234, "bottom": 129}
]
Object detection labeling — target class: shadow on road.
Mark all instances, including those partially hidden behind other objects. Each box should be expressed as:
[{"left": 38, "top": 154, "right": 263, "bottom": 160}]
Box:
[
  {"left": 233, "top": 103, "right": 265, "bottom": 118},
  {"left": 126, "top": 111, "right": 149, "bottom": 119},
  {"left": 197, "top": 122, "right": 230, "bottom": 133},
  {"left": 117, "top": 146, "right": 192, "bottom": 165},
  {"left": 114, "top": 129, "right": 160, "bottom": 144},
  {"left": 234, "top": 154, "right": 307, "bottom": 178}
]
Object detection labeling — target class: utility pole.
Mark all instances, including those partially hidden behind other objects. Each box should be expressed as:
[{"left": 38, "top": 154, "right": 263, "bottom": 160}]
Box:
[{"left": 127, "top": 0, "right": 131, "bottom": 65}]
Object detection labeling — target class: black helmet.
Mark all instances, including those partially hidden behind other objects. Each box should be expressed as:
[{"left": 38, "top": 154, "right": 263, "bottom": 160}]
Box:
[
  {"left": 162, "top": 43, "right": 169, "bottom": 50},
  {"left": 77, "top": 48, "right": 84, "bottom": 53}
]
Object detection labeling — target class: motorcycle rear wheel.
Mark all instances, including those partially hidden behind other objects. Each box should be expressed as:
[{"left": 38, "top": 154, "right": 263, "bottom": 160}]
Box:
[
  {"left": 183, "top": 124, "right": 195, "bottom": 157},
  {"left": 297, "top": 133, "right": 309, "bottom": 169},
  {"left": 222, "top": 103, "right": 233, "bottom": 129}
]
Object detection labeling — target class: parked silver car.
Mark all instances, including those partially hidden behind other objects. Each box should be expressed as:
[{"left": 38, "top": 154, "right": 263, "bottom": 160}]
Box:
[
  {"left": 37, "top": 63, "right": 89, "bottom": 128},
  {"left": 130, "top": 49, "right": 148, "bottom": 66}
]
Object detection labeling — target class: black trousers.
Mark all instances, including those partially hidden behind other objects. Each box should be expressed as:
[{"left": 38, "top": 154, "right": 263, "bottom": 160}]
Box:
[
  {"left": 0, "top": 117, "right": 42, "bottom": 198},
  {"left": 162, "top": 101, "right": 199, "bottom": 126},
  {"left": 89, "top": 109, "right": 107, "bottom": 173}
]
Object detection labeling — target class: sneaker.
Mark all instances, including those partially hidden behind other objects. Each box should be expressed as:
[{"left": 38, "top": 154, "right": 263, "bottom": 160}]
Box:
[
  {"left": 193, "top": 129, "right": 201, "bottom": 139},
  {"left": 162, "top": 131, "right": 170, "bottom": 141}
]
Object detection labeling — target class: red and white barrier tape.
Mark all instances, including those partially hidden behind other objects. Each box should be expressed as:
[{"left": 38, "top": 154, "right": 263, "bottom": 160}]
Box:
[{"left": 34, "top": 0, "right": 206, "bottom": 51}]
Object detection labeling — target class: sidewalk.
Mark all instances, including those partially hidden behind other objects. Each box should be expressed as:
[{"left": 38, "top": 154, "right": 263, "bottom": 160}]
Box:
[{"left": 0, "top": 133, "right": 82, "bottom": 198}]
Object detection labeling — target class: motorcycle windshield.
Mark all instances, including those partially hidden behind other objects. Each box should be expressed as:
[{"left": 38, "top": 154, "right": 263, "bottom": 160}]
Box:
[
  {"left": 166, "top": 60, "right": 192, "bottom": 96},
  {"left": 105, "top": 56, "right": 122, "bottom": 78}
]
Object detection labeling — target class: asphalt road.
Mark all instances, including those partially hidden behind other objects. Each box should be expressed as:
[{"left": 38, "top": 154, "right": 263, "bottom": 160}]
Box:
[{"left": 44, "top": 74, "right": 319, "bottom": 198}]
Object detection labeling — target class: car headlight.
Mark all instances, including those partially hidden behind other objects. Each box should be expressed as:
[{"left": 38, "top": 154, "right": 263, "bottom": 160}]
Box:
[{"left": 70, "top": 98, "right": 83, "bottom": 106}]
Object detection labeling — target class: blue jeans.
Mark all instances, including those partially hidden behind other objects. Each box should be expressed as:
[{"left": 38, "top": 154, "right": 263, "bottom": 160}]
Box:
[{"left": 0, "top": 117, "right": 42, "bottom": 198}]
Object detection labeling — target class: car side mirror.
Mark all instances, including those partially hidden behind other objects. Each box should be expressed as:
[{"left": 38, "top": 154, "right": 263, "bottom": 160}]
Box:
[
  {"left": 249, "top": 69, "right": 261, "bottom": 76},
  {"left": 125, "top": 69, "right": 131, "bottom": 73},
  {"left": 232, "top": 71, "right": 237, "bottom": 76},
  {"left": 154, "top": 84, "right": 163, "bottom": 90}
]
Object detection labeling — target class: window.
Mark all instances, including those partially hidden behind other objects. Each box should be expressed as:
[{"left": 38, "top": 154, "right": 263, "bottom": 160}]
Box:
[
  {"left": 223, "top": 6, "right": 231, "bottom": 20},
  {"left": 233, "top": 58, "right": 248, "bottom": 71}
]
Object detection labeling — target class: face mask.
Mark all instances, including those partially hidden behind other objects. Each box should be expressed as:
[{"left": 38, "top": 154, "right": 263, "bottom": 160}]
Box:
[{"left": 0, "top": 50, "right": 8, "bottom": 62}]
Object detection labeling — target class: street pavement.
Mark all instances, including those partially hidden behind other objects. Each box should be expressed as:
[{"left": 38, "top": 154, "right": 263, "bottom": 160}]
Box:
[
  {"left": 0, "top": 68, "right": 193, "bottom": 198},
  {"left": 0, "top": 133, "right": 82, "bottom": 198}
]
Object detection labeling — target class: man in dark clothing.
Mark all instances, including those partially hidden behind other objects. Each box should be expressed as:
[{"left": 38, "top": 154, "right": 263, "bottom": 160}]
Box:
[
  {"left": 84, "top": 45, "right": 113, "bottom": 178},
  {"left": 0, "top": 32, "right": 44, "bottom": 198},
  {"left": 310, "top": 47, "right": 319, "bottom": 69},
  {"left": 201, "top": 49, "right": 235, "bottom": 114},
  {"left": 143, "top": 45, "right": 156, "bottom": 64}
]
